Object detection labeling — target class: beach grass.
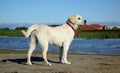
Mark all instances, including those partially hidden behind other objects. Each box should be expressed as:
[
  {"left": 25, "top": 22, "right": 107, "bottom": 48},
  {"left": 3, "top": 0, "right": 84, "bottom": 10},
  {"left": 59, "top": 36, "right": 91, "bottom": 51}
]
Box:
[{"left": 76, "top": 29, "right": 120, "bottom": 39}]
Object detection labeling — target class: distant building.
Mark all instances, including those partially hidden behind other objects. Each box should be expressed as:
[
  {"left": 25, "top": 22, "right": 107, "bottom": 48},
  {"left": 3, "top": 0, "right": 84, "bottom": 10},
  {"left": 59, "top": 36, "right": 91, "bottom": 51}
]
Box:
[
  {"left": 79, "top": 24, "right": 104, "bottom": 30},
  {"left": 105, "top": 26, "right": 120, "bottom": 29}
]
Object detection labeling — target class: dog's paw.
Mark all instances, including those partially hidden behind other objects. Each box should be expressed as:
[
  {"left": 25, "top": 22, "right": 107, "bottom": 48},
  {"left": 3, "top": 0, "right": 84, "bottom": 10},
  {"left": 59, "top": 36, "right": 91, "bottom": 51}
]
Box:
[
  {"left": 27, "top": 62, "right": 32, "bottom": 65},
  {"left": 45, "top": 63, "right": 52, "bottom": 66},
  {"left": 65, "top": 62, "right": 71, "bottom": 64},
  {"left": 48, "top": 63, "right": 52, "bottom": 66},
  {"left": 60, "top": 61, "right": 71, "bottom": 64},
  {"left": 60, "top": 60, "right": 65, "bottom": 64}
]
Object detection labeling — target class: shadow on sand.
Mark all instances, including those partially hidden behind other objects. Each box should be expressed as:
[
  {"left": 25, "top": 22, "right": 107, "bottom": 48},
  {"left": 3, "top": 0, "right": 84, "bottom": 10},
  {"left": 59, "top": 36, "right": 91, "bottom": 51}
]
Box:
[{"left": 1, "top": 57, "right": 60, "bottom": 65}]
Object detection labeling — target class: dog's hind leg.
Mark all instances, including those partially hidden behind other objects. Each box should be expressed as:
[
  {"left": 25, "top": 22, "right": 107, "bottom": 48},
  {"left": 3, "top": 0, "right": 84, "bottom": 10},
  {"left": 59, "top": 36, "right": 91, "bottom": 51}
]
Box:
[
  {"left": 40, "top": 41, "right": 51, "bottom": 66},
  {"left": 27, "top": 34, "right": 37, "bottom": 65}
]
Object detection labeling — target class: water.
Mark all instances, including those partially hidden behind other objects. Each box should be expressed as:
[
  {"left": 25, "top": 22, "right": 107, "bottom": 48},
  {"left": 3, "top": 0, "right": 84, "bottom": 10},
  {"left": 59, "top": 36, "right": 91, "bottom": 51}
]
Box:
[{"left": 0, "top": 36, "right": 120, "bottom": 55}]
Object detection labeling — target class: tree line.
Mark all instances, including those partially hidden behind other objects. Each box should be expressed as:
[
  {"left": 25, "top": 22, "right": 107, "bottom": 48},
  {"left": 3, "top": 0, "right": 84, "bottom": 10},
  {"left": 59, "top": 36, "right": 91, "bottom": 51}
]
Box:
[{"left": 0, "top": 27, "right": 27, "bottom": 30}]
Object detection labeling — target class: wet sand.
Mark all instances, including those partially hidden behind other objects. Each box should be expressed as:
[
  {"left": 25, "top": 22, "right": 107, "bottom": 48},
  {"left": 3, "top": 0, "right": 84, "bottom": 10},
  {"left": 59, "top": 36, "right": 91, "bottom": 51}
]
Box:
[{"left": 0, "top": 49, "right": 120, "bottom": 73}]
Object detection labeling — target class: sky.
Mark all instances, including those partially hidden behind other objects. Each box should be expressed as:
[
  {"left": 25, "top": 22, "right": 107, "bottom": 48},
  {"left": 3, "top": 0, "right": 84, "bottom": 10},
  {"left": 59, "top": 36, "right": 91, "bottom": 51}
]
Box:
[{"left": 0, "top": 0, "right": 120, "bottom": 24}]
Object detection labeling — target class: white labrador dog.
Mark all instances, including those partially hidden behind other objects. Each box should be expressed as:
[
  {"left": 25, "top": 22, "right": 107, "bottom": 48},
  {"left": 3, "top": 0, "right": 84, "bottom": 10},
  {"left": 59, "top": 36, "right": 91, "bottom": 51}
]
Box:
[{"left": 21, "top": 14, "right": 85, "bottom": 66}]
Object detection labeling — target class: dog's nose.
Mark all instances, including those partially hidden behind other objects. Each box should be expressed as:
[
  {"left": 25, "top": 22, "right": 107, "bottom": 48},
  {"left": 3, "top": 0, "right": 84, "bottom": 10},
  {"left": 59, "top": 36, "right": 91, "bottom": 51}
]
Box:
[
  {"left": 84, "top": 20, "right": 87, "bottom": 25},
  {"left": 84, "top": 20, "right": 86, "bottom": 23}
]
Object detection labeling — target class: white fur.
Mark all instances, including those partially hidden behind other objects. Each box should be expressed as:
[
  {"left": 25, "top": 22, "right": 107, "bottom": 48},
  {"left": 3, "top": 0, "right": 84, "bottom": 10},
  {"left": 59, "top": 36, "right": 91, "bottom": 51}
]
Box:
[{"left": 21, "top": 14, "right": 85, "bottom": 66}]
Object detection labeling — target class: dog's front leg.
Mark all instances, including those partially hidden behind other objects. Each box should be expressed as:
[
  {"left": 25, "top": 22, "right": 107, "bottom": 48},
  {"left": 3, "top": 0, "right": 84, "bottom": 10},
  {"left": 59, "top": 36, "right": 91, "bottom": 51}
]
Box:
[{"left": 61, "top": 43, "right": 71, "bottom": 64}]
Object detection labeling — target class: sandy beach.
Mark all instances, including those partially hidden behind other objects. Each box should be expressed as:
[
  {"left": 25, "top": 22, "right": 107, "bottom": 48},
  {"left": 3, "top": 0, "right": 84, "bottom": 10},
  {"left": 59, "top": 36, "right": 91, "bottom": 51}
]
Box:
[{"left": 0, "top": 49, "right": 120, "bottom": 73}]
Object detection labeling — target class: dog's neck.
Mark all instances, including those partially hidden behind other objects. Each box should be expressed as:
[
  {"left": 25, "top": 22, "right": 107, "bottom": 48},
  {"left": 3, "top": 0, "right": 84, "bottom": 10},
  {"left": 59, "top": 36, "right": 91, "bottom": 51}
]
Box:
[{"left": 67, "top": 22, "right": 78, "bottom": 36}]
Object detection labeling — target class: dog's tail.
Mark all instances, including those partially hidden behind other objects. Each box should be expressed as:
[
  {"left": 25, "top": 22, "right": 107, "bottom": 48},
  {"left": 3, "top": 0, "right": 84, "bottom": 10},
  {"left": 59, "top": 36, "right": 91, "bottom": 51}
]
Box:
[{"left": 21, "top": 24, "right": 38, "bottom": 38}]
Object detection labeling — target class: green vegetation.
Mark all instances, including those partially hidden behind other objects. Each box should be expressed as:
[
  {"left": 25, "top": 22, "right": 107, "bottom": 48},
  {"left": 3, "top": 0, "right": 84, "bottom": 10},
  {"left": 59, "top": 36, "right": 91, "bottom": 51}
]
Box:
[
  {"left": 0, "top": 29, "right": 24, "bottom": 37},
  {"left": 76, "top": 29, "right": 120, "bottom": 39},
  {"left": 0, "top": 27, "right": 26, "bottom": 37},
  {"left": 0, "top": 27, "right": 120, "bottom": 39}
]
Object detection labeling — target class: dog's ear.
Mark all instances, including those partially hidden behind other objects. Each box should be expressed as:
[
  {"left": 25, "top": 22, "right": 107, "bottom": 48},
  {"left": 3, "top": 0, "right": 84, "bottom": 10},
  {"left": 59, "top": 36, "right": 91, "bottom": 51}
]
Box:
[{"left": 69, "top": 15, "right": 76, "bottom": 24}]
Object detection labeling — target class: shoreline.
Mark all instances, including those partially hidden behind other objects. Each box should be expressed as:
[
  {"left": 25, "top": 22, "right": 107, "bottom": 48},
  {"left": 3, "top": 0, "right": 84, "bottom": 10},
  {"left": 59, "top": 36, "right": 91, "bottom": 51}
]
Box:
[
  {"left": 0, "top": 48, "right": 120, "bottom": 56},
  {"left": 0, "top": 49, "right": 120, "bottom": 73}
]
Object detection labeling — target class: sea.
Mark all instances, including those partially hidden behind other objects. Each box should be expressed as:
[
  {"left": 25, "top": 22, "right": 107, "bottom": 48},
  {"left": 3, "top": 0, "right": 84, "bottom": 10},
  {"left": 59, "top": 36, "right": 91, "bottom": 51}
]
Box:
[{"left": 0, "top": 36, "right": 120, "bottom": 55}]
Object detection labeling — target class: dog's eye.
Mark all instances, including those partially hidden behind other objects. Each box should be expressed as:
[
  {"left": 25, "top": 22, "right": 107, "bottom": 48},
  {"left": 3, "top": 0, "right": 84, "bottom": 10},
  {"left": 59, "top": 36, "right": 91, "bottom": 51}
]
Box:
[{"left": 78, "top": 17, "right": 81, "bottom": 20}]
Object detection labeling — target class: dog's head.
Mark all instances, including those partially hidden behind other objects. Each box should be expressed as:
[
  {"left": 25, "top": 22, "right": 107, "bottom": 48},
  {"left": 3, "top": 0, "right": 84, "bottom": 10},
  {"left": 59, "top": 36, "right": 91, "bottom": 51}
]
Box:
[{"left": 67, "top": 14, "right": 85, "bottom": 29}]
